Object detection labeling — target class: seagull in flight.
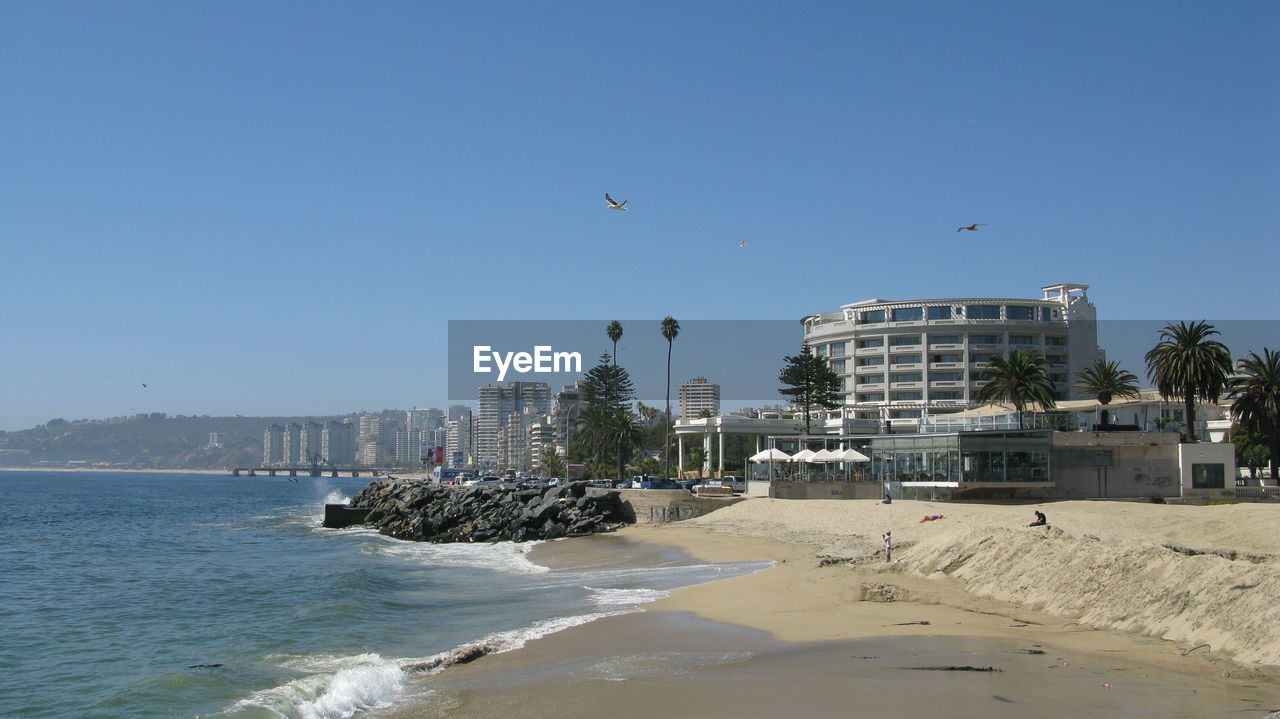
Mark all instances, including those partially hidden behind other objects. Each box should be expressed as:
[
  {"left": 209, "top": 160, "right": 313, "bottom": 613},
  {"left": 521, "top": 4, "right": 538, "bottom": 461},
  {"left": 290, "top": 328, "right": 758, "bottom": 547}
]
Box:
[
  {"left": 956, "top": 223, "right": 987, "bottom": 232},
  {"left": 739, "top": 241, "right": 748, "bottom": 248},
  {"left": 605, "top": 193, "right": 627, "bottom": 211},
  {"left": 141, "top": 383, "right": 149, "bottom": 388}
]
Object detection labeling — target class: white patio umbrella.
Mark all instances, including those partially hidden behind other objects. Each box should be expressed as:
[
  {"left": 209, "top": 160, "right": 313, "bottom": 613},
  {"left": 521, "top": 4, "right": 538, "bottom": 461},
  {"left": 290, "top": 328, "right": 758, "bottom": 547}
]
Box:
[
  {"left": 839, "top": 448, "right": 871, "bottom": 462},
  {"left": 790, "top": 448, "right": 818, "bottom": 463},
  {"left": 810, "top": 448, "right": 840, "bottom": 462},
  {"left": 748, "top": 448, "right": 792, "bottom": 462}
]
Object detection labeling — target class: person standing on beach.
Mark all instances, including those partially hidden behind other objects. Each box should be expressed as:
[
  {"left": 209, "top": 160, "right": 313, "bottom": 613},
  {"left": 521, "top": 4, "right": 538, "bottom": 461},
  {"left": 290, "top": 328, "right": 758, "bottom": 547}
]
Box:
[{"left": 883, "top": 530, "right": 892, "bottom": 562}]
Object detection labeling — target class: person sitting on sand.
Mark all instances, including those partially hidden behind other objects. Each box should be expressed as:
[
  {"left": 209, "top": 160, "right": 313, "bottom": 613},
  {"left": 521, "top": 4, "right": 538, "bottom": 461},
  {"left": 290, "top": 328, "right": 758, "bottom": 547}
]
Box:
[
  {"left": 919, "top": 514, "right": 945, "bottom": 523},
  {"left": 1027, "top": 510, "right": 1047, "bottom": 527},
  {"left": 882, "top": 494, "right": 892, "bottom": 504}
]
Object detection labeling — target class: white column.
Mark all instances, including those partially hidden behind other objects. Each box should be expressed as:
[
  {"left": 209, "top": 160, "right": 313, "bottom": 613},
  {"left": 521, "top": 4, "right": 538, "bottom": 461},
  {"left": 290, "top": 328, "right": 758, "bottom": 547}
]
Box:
[
  {"left": 718, "top": 428, "right": 725, "bottom": 476},
  {"left": 678, "top": 435, "right": 685, "bottom": 475},
  {"left": 703, "top": 430, "right": 711, "bottom": 475}
]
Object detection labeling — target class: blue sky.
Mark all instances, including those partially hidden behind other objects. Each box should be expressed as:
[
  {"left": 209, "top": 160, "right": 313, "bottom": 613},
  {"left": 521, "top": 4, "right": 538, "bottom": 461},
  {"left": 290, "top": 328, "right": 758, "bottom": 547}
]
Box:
[{"left": 2, "top": 1, "right": 1276, "bottom": 430}]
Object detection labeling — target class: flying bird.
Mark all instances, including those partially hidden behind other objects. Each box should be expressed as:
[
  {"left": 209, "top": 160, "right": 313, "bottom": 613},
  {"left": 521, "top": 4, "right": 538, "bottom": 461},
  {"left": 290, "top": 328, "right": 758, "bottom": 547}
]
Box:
[
  {"left": 956, "top": 223, "right": 987, "bottom": 232},
  {"left": 739, "top": 241, "right": 748, "bottom": 248},
  {"left": 141, "top": 383, "right": 149, "bottom": 388},
  {"left": 605, "top": 193, "right": 627, "bottom": 211}
]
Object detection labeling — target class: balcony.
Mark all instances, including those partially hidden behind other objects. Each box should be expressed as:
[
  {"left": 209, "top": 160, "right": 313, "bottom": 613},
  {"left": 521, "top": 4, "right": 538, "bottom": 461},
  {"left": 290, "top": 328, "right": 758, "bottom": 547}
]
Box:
[
  {"left": 855, "top": 363, "right": 885, "bottom": 373},
  {"left": 855, "top": 345, "right": 886, "bottom": 356},
  {"left": 929, "top": 362, "right": 964, "bottom": 370},
  {"left": 971, "top": 343, "right": 1003, "bottom": 351},
  {"left": 889, "top": 344, "right": 923, "bottom": 353},
  {"left": 930, "top": 380, "right": 964, "bottom": 388},
  {"left": 890, "top": 382, "right": 923, "bottom": 389},
  {"left": 889, "top": 362, "right": 922, "bottom": 370},
  {"left": 928, "top": 343, "right": 964, "bottom": 350}
]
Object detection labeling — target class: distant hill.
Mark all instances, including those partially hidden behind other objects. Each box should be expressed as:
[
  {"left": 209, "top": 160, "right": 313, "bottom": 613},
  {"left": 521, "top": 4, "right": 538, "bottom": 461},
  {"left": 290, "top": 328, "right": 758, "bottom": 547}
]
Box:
[{"left": 0, "top": 413, "right": 368, "bottom": 469}]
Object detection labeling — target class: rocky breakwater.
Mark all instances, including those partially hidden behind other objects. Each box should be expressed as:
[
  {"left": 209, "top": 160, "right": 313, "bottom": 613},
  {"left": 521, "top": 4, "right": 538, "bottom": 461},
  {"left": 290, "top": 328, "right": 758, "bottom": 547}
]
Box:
[{"left": 350, "top": 479, "right": 631, "bottom": 542}]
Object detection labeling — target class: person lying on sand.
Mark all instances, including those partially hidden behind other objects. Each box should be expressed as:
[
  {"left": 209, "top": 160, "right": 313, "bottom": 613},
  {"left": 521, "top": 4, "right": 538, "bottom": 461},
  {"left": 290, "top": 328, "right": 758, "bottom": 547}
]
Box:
[
  {"left": 1027, "top": 510, "right": 1047, "bottom": 527},
  {"left": 919, "top": 514, "right": 945, "bottom": 523}
]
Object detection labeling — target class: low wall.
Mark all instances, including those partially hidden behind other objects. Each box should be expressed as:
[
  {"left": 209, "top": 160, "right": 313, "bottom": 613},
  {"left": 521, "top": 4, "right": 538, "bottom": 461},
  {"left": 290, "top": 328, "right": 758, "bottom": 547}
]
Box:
[
  {"left": 588, "top": 488, "right": 745, "bottom": 524},
  {"left": 768, "top": 481, "right": 885, "bottom": 500}
]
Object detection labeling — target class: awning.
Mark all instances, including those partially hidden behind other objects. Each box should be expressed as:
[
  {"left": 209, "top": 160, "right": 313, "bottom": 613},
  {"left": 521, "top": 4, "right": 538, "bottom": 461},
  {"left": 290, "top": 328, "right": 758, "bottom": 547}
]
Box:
[{"left": 748, "top": 448, "right": 793, "bottom": 462}]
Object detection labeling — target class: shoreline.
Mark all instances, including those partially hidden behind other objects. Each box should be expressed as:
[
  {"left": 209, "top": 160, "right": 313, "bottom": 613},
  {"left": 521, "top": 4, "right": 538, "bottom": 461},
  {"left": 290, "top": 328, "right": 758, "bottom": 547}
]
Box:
[
  {"left": 0, "top": 467, "right": 232, "bottom": 475},
  {"left": 389, "top": 509, "right": 1280, "bottom": 718}
]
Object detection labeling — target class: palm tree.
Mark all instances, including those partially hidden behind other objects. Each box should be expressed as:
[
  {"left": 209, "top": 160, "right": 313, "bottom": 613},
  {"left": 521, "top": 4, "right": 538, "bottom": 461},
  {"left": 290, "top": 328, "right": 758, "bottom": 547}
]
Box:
[
  {"left": 607, "top": 410, "right": 645, "bottom": 479},
  {"left": 661, "top": 316, "right": 680, "bottom": 478},
  {"left": 1074, "top": 358, "right": 1141, "bottom": 426},
  {"left": 606, "top": 321, "right": 623, "bottom": 365},
  {"left": 1228, "top": 348, "right": 1280, "bottom": 480},
  {"left": 1144, "top": 321, "right": 1233, "bottom": 443},
  {"left": 974, "top": 349, "right": 1057, "bottom": 428},
  {"left": 576, "top": 405, "right": 614, "bottom": 468}
]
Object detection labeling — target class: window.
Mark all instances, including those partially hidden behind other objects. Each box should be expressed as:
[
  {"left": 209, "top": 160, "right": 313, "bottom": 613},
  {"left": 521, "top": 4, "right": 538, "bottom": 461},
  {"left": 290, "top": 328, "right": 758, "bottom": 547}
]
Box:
[
  {"left": 858, "top": 374, "right": 884, "bottom": 385},
  {"left": 891, "top": 391, "right": 923, "bottom": 401},
  {"left": 892, "top": 372, "right": 922, "bottom": 383},
  {"left": 1192, "top": 464, "right": 1225, "bottom": 489},
  {"left": 1046, "top": 354, "right": 1066, "bottom": 364},
  {"left": 931, "top": 391, "right": 963, "bottom": 400},
  {"left": 859, "top": 310, "right": 886, "bottom": 323},
  {"left": 1006, "top": 305, "right": 1035, "bottom": 320},
  {"left": 858, "top": 393, "right": 884, "bottom": 402},
  {"left": 858, "top": 338, "right": 884, "bottom": 349},
  {"left": 892, "top": 307, "right": 923, "bottom": 322},
  {"left": 970, "top": 335, "right": 1001, "bottom": 345},
  {"left": 890, "top": 336, "right": 922, "bottom": 346},
  {"left": 1009, "top": 335, "right": 1038, "bottom": 345},
  {"left": 858, "top": 356, "right": 884, "bottom": 366},
  {"left": 971, "top": 353, "right": 998, "bottom": 363},
  {"left": 930, "top": 335, "right": 961, "bottom": 345},
  {"left": 1040, "top": 307, "right": 1053, "bottom": 321},
  {"left": 890, "top": 410, "right": 921, "bottom": 418},
  {"left": 931, "top": 353, "right": 963, "bottom": 363},
  {"left": 930, "top": 372, "right": 963, "bottom": 382},
  {"left": 967, "top": 305, "right": 1000, "bottom": 319},
  {"left": 890, "top": 354, "right": 921, "bottom": 365},
  {"left": 829, "top": 359, "right": 846, "bottom": 373},
  {"left": 1044, "top": 336, "right": 1066, "bottom": 346},
  {"left": 927, "top": 306, "right": 952, "bottom": 320},
  {"left": 829, "top": 342, "right": 846, "bottom": 356}
]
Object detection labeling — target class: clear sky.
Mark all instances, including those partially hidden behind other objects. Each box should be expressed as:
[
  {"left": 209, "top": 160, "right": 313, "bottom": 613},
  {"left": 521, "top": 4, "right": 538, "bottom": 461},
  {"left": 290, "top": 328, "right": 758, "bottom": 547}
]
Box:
[{"left": 2, "top": 1, "right": 1277, "bottom": 430}]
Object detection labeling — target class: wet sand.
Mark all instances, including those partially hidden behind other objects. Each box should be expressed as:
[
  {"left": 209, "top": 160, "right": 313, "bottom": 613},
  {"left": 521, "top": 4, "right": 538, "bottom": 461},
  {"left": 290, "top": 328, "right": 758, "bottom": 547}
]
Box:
[{"left": 385, "top": 523, "right": 1280, "bottom": 719}]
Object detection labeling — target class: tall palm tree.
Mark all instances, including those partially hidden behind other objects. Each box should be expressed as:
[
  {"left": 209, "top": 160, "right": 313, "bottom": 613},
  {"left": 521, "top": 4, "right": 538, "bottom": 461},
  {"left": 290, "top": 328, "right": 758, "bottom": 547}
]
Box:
[
  {"left": 974, "top": 349, "right": 1057, "bottom": 429},
  {"left": 606, "top": 321, "right": 623, "bottom": 365},
  {"left": 1228, "top": 348, "right": 1280, "bottom": 480},
  {"left": 661, "top": 316, "right": 680, "bottom": 478},
  {"left": 1144, "top": 321, "right": 1233, "bottom": 443},
  {"left": 1074, "top": 358, "right": 1141, "bottom": 426},
  {"left": 576, "top": 405, "right": 614, "bottom": 468}
]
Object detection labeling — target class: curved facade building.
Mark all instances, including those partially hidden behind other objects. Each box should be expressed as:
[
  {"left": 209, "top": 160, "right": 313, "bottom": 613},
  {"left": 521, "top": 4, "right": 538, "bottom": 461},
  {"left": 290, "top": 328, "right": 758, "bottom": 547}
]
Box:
[{"left": 802, "top": 283, "right": 1103, "bottom": 431}]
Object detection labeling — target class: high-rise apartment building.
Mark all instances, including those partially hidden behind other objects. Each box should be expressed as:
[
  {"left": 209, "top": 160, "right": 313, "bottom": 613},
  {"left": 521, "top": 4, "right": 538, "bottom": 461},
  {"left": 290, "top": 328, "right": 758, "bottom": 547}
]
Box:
[
  {"left": 476, "top": 382, "right": 551, "bottom": 470},
  {"left": 447, "top": 404, "right": 471, "bottom": 421},
  {"left": 321, "top": 420, "right": 356, "bottom": 465},
  {"left": 298, "top": 422, "right": 323, "bottom": 463},
  {"left": 263, "top": 424, "right": 285, "bottom": 466},
  {"left": 679, "top": 378, "right": 721, "bottom": 420},
  {"left": 282, "top": 423, "right": 303, "bottom": 465},
  {"left": 551, "top": 382, "right": 583, "bottom": 454},
  {"left": 801, "top": 283, "right": 1103, "bottom": 430},
  {"left": 446, "top": 414, "right": 473, "bottom": 468}
]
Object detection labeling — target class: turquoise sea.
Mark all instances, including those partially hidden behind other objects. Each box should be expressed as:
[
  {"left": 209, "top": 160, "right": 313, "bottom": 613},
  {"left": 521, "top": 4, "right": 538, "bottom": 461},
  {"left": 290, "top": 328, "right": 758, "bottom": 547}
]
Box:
[{"left": 0, "top": 471, "right": 766, "bottom": 718}]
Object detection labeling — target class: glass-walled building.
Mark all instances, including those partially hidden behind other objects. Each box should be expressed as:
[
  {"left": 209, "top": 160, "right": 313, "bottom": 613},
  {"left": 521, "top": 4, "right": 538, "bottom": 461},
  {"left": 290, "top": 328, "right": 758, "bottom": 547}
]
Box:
[
  {"left": 868, "top": 430, "right": 1052, "bottom": 488},
  {"left": 802, "top": 283, "right": 1104, "bottom": 432}
]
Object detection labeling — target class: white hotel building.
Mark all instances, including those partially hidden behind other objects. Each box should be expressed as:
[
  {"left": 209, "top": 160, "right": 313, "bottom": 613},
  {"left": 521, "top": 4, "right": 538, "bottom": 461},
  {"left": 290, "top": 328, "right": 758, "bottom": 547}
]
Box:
[{"left": 802, "top": 283, "right": 1104, "bottom": 432}]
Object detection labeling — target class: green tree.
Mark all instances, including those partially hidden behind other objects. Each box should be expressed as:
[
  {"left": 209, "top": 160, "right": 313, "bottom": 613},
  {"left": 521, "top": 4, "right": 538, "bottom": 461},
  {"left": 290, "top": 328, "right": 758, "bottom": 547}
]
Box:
[
  {"left": 606, "top": 321, "right": 623, "bottom": 365},
  {"left": 580, "top": 353, "right": 635, "bottom": 412},
  {"left": 975, "top": 349, "right": 1057, "bottom": 429},
  {"left": 778, "top": 343, "right": 843, "bottom": 440},
  {"left": 1144, "top": 321, "right": 1233, "bottom": 443},
  {"left": 1231, "top": 422, "right": 1270, "bottom": 479},
  {"left": 541, "top": 448, "right": 566, "bottom": 478},
  {"left": 1228, "top": 347, "right": 1280, "bottom": 479},
  {"left": 661, "top": 317, "right": 680, "bottom": 478},
  {"left": 575, "top": 405, "right": 615, "bottom": 468},
  {"left": 607, "top": 410, "right": 645, "bottom": 479},
  {"left": 1074, "top": 358, "right": 1141, "bottom": 425}
]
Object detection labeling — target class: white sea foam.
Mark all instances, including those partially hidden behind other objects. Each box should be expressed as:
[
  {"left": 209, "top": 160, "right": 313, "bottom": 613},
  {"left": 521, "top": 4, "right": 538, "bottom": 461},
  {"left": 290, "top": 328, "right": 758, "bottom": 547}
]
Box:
[
  {"left": 323, "top": 490, "right": 351, "bottom": 505},
  {"left": 229, "top": 653, "right": 404, "bottom": 719},
  {"left": 403, "top": 610, "right": 631, "bottom": 676},
  {"left": 366, "top": 538, "right": 550, "bottom": 575},
  {"left": 584, "top": 586, "right": 669, "bottom": 608}
]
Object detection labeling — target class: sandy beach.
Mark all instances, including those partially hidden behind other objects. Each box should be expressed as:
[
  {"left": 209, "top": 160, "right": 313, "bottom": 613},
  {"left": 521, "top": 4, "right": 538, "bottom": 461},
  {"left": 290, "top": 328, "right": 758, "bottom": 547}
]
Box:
[{"left": 391, "top": 498, "right": 1279, "bottom": 718}]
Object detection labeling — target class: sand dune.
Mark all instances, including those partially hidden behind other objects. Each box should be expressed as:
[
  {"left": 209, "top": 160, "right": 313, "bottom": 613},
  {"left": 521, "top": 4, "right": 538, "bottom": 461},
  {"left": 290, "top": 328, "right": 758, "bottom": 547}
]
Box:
[{"left": 634, "top": 499, "right": 1280, "bottom": 667}]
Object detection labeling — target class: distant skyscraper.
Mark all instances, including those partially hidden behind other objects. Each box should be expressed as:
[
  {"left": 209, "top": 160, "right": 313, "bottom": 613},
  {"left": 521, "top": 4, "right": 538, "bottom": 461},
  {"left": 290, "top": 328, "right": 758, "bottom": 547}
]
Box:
[
  {"left": 206, "top": 432, "right": 225, "bottom": 449},
  {"left": 263, "top": 424, "right": 285, "bottom": 466},
  {"left": 282, "top": 423, "right": 303, "bottom": 465},
  {"left": 447, "top": 404, "right": 471, "bottom": 421},
  {"left": 406, "top": 408, "right": 444, "bottom": 434},
  {"left": 321, "top": 421, "right": 356, "bottom": 465},
  {"left": 551, "top": 382, "right": 584, "bottom": 453},
  {"left": 679, "top": 377, "right": 721, "bottom": 420},
  {"left": 476, "top": 382, "right": 550, "bottom": 470},
  {"left": 299, "top": 422, "right": 323, "bottom": 463},
  {"left": 446, "top": 414, "right": 473, "bottom": 468}
]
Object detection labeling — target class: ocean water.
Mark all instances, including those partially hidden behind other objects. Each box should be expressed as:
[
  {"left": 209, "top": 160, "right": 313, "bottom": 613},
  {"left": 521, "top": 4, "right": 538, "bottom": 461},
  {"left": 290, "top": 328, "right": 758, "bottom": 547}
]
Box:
[{"left": 0, "top": 471, "right": 768, "bottom": 719}]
